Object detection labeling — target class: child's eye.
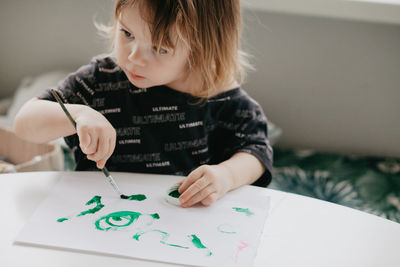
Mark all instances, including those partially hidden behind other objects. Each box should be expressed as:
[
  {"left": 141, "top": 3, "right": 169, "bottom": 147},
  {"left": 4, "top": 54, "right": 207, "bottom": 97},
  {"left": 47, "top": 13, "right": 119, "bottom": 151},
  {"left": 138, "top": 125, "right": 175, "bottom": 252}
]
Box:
[
  {"left": 153, "top": 46, "right": 169, "bottom": 55},
  {"left": 120, "top": 29, "right": 134, "bottom": 39},
  {"left": 159, "top": 48, "right": 168, "bottom": 55}
]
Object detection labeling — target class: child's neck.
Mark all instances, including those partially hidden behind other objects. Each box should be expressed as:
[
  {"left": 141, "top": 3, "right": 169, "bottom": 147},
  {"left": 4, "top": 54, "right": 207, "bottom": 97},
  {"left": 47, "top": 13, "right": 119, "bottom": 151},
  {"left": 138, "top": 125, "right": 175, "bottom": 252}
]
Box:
[{"left": 166, "top": 73, "right": 239, "bottom": 97}]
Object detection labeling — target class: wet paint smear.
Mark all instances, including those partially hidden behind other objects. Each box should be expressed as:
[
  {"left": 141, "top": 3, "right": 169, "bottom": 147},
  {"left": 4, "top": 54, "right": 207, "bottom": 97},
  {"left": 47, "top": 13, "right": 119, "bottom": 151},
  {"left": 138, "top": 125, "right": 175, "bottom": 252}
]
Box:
[
  {"left": 125, "top": 194, "right": 147, "bottom": 201},
  {"left": 188, "top": 234, "right": 212, "bottom": 256},
  {"left": 133, "top": 230, "right": 189, "bottom": 249},
  {"left": 217, "top": 223, "right": 237, "bottom": 234},
  {"left": 57, "top": 195, "right": 105, "bottom": 223},
  {"left": 95, "top": 211, "right": 160, "bottom": 231},
  {"left": 232, "top": 207, "right": 254, "bottom": 216},
  {"left": 168, "top": 189, "right": 181, "bottom": 198},
  {"left": 77, "top": 195, "right": 105, "bottom": 216}
]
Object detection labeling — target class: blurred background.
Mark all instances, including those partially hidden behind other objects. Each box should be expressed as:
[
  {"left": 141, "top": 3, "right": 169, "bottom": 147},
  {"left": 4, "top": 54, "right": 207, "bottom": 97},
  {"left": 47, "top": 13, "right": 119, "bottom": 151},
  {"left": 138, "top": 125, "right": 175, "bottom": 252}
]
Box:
[{"left": 1, "top": 0, "right": 399, "bottom": 156}]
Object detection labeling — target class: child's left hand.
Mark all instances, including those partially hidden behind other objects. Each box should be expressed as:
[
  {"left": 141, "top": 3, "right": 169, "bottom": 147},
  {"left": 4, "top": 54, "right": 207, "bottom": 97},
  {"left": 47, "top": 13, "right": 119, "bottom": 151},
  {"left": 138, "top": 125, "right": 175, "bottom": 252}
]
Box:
[{"left": 178, "top": 164, "right": 234, "bottom": 207}]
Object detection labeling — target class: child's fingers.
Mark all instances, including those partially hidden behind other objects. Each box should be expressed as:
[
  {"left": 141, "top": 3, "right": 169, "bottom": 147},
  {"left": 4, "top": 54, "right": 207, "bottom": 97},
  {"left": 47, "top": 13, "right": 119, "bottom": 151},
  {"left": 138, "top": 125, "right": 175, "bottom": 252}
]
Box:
[
  {"left": 96, "top": 159, "right": 106, "bottom": 169},
  {"left": 97, "top": 138, "right": 115, "bottom": 169},
  {"left": 89, "top": 136, "right": 108, "bottom": 162},
  {"left": 178, "top": 165, "right": 206, "bottom": 193},
  {"left": 108, "top": 135, "right": 116, "bottom": 158},
  {"left": 82, "top": 131, "right": 98, "bottom": 156},
  {"left": 200, "top": 192, "right": 218, "bottom": 206},
  {"left": 87, "top": 130, "right": 99, "bottom": 154},
  {"left": 78, "top": 127, "right": 91, "bottom": 153},
  {"left": 181, "top": 185, "right": 216, "bottom": 208},
  {"left": 179, "top": 177, "right": 212, "bottom": 205}
]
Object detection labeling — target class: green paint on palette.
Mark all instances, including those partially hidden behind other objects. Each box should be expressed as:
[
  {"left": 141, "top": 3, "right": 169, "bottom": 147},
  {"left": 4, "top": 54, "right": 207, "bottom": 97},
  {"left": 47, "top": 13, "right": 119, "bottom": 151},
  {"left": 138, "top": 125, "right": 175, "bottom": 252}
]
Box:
[
  {"left": 188, "top": 234, "right": 212, "bottom": 256},
  {"left": 168, "top": 189, "right": 181, "bottom": 198},
  {"left": 125, "top": 194, "right": 147, "bottom": 201},
  {"left": 133, "top": 230, "right": 189, "bottom": 249},
  {"left": 57, "top": 217, "right": 69, "bottom": 222},
  {"left": 95, "top": 211, "right": 160, "bottom": 231},
  {"left": 77, "top": 195, "right": 105, "bottom": 216},
  {"left": 232, "top": 207, "right": 254, "bottom": 216}
]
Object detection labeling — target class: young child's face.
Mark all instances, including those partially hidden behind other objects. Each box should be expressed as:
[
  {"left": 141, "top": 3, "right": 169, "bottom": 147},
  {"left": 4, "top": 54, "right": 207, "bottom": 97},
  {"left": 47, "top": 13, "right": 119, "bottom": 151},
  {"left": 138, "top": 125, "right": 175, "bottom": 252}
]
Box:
[{"left": 115, "top": 4, "right": 190, "bottom": 91}]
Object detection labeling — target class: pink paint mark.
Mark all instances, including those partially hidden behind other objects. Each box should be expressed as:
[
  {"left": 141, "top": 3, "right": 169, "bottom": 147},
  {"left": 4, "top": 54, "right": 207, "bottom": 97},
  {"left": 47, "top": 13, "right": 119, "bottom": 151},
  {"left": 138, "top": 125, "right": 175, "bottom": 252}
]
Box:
[{"left": 234, "top": 241, "right": 249, "bottom": 263}]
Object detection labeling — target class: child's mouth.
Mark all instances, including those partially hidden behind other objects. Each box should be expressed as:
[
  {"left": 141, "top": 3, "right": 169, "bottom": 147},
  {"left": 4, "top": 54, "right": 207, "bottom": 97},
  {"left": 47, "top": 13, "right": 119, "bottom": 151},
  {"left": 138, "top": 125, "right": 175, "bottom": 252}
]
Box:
[{"left": 129, "top": 71, "right": 145, "bottom": 80}]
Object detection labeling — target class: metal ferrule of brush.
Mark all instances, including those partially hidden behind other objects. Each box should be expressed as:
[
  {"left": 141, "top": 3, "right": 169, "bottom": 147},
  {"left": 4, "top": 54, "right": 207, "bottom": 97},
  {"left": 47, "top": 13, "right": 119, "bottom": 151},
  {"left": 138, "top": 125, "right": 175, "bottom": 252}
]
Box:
[{"left": 102, "top": 168, "right": 122, "bottom": 195}]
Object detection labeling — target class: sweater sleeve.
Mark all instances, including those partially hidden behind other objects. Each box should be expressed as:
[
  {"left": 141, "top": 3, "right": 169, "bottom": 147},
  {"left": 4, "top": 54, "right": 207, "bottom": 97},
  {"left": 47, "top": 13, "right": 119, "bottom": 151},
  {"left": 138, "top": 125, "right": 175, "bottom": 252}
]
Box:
[
  {"left": 212, "top": 92, "right": 273, "bottom": 187},
  {"left": 38, "top": 60, "right": 97, "bottom": 106},
  {"left": 37, "top": 59, "right": 99, "bottom": 170}
]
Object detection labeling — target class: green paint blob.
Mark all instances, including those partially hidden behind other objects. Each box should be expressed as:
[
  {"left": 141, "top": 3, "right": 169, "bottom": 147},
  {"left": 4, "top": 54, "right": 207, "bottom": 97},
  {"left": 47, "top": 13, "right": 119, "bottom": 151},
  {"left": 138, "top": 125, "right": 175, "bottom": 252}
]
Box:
[
  {"left": 57, "top": 217, "right": 69, "bottom": 222},
  {"left": 188, "top": 234, "right": 212, "bottom": 256},
  {"left": 232, "top": 207, "right": 254, "bottom": 216},
  {"left": 77, "top": 195, "right": 105, "bottom": 216},
  {"left": 126, "top": 194, "right": 147, "bottom": 201},
  {"left": 133, "top": 230, "right": 189, "bottom": 249},
  {"left": 95, "top": 211, "right": 160, "bottom": 231},
  {"left": 132, "top": 233, "right": 141, "bottom": 241},
  {"left": 168, "top": 189, "right": 181, "bottom": 198},
  {"left": 151, "top": 213, "right": 160, "bottom": 219},
  {"left": 189, "top": 234, "right": 206, "bottom": 248}
]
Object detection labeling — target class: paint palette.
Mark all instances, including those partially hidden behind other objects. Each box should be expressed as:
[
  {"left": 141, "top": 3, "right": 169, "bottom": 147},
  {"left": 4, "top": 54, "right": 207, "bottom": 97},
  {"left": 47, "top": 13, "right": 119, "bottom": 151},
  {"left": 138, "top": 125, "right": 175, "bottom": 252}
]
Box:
[{"left": 165, "top": 183, "right": 181, "bottom": 206}]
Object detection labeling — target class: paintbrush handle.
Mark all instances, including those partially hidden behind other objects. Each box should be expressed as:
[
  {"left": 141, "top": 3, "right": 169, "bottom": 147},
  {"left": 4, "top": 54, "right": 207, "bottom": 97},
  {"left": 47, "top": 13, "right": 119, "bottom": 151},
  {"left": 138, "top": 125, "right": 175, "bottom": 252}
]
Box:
[
  {"left": 50, "top": 89, "right": 77, "bottom": 129},
  {"left": 50, "top": 89, "right": 123, "bottom": 197}
]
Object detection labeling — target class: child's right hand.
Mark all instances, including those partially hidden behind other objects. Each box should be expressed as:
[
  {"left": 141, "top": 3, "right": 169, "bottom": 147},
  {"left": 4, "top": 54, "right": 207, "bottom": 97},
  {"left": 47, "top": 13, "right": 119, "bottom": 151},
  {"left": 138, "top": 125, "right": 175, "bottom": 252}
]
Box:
[{"left": 74, "top": 106, "right": 116, "bottom": 169}]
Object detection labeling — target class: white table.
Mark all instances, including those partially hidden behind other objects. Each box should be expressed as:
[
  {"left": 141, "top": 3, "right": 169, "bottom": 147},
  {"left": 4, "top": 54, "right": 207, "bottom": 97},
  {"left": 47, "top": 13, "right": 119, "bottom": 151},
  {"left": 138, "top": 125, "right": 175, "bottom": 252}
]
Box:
[{"left": 1, "top": 171, "right": 399, "bottom": 266}]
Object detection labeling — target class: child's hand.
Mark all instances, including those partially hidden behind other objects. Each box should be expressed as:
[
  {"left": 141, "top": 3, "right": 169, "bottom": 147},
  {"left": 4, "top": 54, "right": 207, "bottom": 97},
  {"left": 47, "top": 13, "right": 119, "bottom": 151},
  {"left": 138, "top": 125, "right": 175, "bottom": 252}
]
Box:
[
  {"left": 178, "top": 164, "right": 234, "bottom": 208},
  {"left": 75, "top": 106, "right": 116, "bottom": 169}
]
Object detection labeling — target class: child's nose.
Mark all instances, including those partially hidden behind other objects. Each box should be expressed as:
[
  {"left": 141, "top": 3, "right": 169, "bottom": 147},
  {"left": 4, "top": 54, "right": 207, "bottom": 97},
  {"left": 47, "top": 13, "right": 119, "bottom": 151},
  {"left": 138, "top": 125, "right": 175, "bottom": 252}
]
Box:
[{"left": 128, "top": 45, "right": 146, "bottom": 67}]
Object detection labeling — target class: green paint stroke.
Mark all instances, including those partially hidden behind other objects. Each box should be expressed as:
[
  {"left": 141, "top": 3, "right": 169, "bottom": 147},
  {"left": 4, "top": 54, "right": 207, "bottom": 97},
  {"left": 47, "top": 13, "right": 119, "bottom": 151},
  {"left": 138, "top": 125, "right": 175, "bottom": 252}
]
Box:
[
  {"left": 168, "top": 189, "right": 181, "bottom": 198},
  {"left": 217, "top": 223, "right": 237, "bottom": 234},
  {"left": 77, "top": 195, "right": 105, "bottom": 216},
  {"left": 188, "top": 234, "right": 212, "bottom": 256},
  {"left": 95, "top": 211, "right": 160, "bottom": 231},
  {"left": 57, "top": 195, "right": 104, "bottom": 223},
  {"left": 126, "top": 194, "right": 147, "bottom": 201},
  {"left": 133, "top": 230, "right": 189, "bottom": 249},
  {"left": 232, "top": 207, "right": 254, "bottom": 216}
]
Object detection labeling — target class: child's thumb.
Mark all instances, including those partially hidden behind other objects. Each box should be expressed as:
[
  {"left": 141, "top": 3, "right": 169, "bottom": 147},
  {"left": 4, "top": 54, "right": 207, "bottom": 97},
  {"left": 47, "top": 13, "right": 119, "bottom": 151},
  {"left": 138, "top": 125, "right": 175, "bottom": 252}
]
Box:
[{"left": 97, "top": 159, "right": 106, "bottom": 169}]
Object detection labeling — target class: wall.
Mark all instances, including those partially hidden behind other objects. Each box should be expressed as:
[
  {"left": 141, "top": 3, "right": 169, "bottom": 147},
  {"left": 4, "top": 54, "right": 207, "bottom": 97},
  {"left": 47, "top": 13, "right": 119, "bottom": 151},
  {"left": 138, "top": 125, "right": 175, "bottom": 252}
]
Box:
[
  {"left": 241, "top": 9, "right": 400, "bottom": 157},
  {"left": 0, "top": 0, "right": 112, "bottom": 98}
]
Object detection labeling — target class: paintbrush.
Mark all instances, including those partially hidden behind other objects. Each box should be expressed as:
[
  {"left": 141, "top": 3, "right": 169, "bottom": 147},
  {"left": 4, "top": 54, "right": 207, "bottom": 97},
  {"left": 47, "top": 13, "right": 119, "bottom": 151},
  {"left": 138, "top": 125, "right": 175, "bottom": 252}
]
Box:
[{"left": 50, "top": 89, "right": 128, "bottom": 199}]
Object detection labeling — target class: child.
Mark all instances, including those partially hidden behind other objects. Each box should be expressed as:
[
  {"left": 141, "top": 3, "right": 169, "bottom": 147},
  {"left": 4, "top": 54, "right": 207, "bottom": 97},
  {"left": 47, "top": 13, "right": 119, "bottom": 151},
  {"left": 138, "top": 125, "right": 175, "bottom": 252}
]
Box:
[{"left": 14, "top": 0, "right": 273, "bottom": 208}]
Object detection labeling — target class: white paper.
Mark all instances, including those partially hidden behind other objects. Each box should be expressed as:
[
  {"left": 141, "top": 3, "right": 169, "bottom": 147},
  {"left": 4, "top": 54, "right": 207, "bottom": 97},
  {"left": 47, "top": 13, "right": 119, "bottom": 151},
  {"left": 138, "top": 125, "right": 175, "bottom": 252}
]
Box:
[{"left": 15, "top": 173, "right": 270, "bottom": 267}]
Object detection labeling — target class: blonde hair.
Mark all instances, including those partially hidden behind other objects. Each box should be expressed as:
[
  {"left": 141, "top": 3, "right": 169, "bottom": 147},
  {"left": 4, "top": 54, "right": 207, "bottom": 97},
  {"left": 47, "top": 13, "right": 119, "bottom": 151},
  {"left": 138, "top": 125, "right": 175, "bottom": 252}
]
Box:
[{"left": 97, "top": 0, "right": 252, "bottom": 98}]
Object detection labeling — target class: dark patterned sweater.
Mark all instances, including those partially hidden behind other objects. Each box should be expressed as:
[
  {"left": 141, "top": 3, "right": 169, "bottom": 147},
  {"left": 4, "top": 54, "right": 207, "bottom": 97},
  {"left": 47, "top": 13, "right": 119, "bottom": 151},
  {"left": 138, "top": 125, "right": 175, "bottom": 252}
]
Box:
[{"left": 39, "top": 55, "right": 273, "bottom": 187}]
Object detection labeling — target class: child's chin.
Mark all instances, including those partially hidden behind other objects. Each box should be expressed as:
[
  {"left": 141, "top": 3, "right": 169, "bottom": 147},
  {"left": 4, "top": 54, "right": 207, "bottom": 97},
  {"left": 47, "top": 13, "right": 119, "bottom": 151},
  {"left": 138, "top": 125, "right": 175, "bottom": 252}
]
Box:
[{"left": 128, "top": 78, "right": 150, "bottom": 88}]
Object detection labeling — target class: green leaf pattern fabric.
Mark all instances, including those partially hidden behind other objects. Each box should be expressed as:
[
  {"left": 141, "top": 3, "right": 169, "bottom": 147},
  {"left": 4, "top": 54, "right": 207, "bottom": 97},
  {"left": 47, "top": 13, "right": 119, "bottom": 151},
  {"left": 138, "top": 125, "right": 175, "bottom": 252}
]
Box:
[{"left": 271, "top": 148, "right": 400, "bottom": 223}]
